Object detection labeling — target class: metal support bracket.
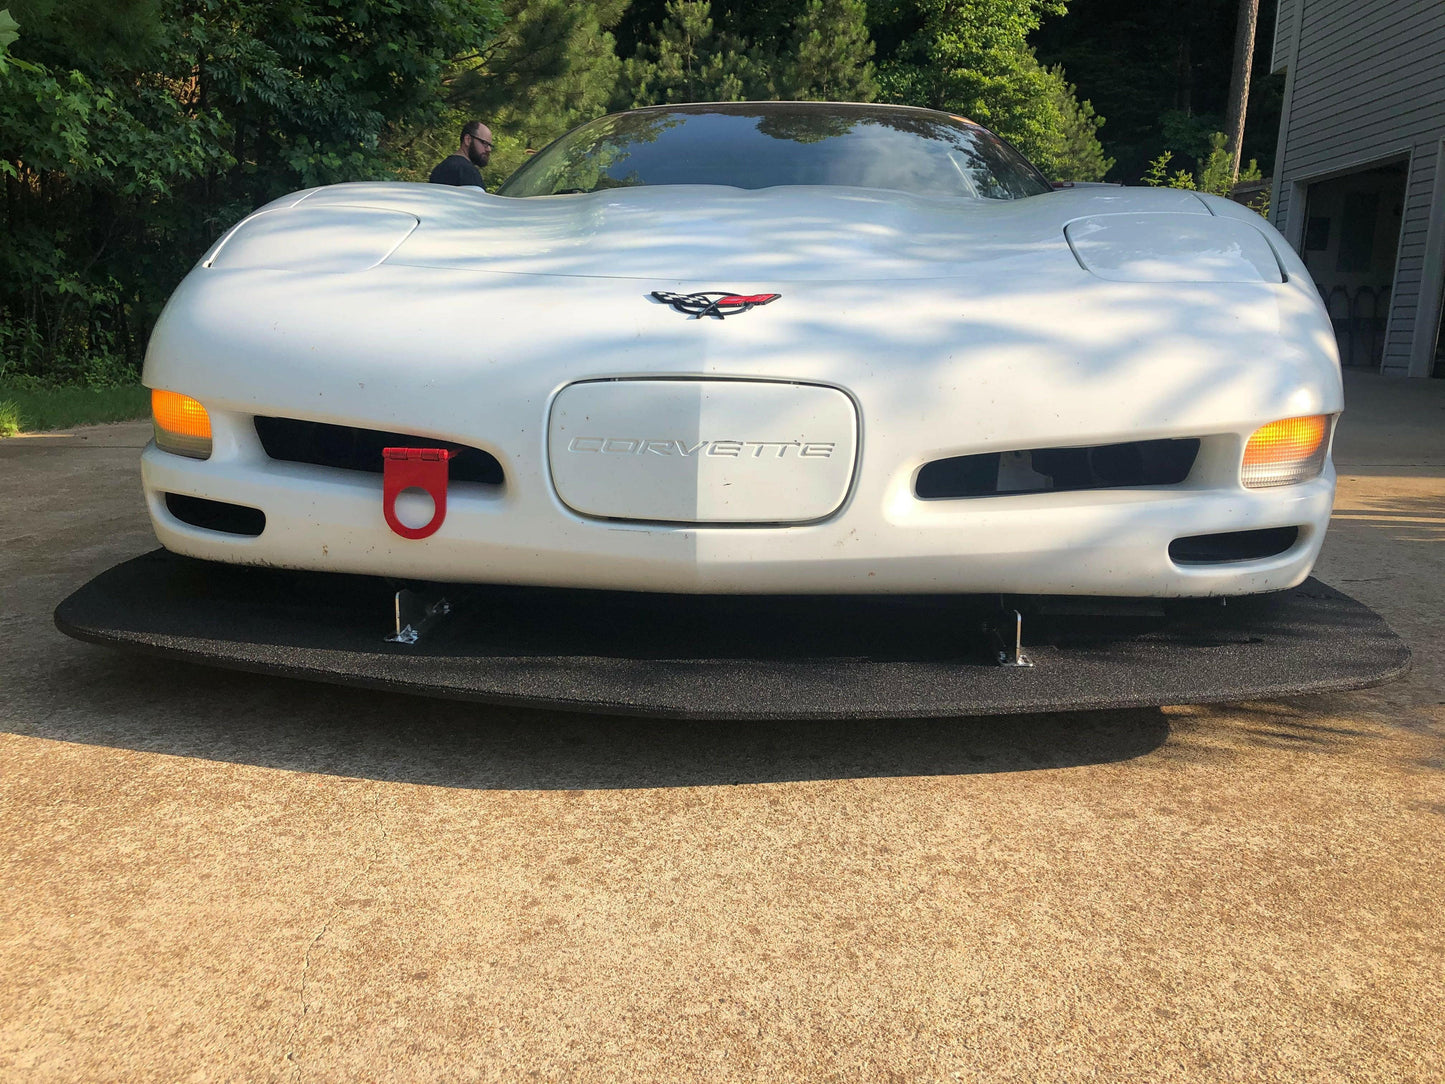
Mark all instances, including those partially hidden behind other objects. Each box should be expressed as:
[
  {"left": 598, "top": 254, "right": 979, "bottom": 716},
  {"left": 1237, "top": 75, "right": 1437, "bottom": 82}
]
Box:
[
  {"left": 386, "top": 587, "right": 452, "bottom": 645},
  {"left": 986, "top": 608, "right": 1035, "bottom": 668}
]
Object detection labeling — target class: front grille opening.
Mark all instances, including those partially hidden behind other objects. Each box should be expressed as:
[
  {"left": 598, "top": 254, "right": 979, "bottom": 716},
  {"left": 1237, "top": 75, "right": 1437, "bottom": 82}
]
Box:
[
  {"left": 916, "top": 438, "right": 1199, "bottom": 499},
  {"left": 1169, "top": 526, "right": 1299, "bottom": 564},
  {"left": 254, "top": 417, "right": 504, "bottom": 486},
  {"left": 165, "top": 493, "right": 266, "bottom": 536}
]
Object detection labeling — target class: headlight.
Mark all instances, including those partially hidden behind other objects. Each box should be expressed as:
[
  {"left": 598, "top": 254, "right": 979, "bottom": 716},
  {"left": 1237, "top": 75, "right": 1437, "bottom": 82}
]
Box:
[
  {"left": 152, "top": 389, "right": 212, "bottom": 459},
  {"left": 1241, "top": 415, "right": 1331, "bottom": 488}
]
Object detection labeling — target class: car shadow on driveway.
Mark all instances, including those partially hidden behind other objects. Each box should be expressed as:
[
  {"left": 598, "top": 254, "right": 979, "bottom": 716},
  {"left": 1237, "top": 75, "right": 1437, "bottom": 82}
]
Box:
[{"left": 16, "top": 648, "right": 1171, "bottom": 790}]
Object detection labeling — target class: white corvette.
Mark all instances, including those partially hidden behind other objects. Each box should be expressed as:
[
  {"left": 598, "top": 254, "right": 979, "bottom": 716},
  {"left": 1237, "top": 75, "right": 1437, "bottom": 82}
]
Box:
[{"left": 142, "top": 102, "right": 1340, "bottom": 599}]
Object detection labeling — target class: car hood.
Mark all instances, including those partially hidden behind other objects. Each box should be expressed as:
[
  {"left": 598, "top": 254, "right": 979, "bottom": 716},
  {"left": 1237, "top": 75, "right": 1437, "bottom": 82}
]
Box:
[
  {"left": 154, "top": 180, "right": 1337, "bottom": 473},
  {"left": 259, "top": 181, "right": 1224, "bottom": 283}
]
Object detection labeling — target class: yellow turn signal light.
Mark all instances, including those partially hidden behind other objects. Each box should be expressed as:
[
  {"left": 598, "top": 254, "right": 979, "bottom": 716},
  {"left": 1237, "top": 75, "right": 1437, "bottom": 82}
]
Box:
[
  {"left": 1241, "top": 414, "right": 1330, "bottom": 488},
  {"left": 152, "top": 389, "right": 213, "bottom": 459}
]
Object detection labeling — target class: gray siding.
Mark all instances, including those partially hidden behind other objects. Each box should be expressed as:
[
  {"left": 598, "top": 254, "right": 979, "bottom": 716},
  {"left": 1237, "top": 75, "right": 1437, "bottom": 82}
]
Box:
[
  {"left": 1387, "top": 157, "right": 1434, "bottom": 360},
  {"left": 1272, "top": 0, "right": 1297, "bottom": 74},
  {"left": 1272, "top": 0, "right": 1445, "bottom": 373}
]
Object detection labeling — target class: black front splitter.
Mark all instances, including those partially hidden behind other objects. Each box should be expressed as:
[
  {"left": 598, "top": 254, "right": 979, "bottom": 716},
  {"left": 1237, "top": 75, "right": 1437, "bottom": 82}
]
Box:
[{"left": 54, "top": 550, "right": 1411, "bottom": 720}]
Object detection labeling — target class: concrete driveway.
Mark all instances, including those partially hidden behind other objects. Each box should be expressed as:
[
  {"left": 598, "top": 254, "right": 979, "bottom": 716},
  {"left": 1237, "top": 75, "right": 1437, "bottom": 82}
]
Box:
[{"left": 2, "top": 372, "right": 1442, "bottom": 1082}]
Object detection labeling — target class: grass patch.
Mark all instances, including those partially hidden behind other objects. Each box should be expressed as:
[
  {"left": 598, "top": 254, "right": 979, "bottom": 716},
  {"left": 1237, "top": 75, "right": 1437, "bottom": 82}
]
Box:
[{"left": 0, "top": 383, "right": 150, "bottom": 435}]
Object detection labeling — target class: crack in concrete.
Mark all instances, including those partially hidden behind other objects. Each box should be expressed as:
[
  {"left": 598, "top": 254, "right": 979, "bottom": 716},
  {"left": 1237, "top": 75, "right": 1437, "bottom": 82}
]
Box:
[{"left": 270, "top": 782, "right": 386, "bottom": 1084}]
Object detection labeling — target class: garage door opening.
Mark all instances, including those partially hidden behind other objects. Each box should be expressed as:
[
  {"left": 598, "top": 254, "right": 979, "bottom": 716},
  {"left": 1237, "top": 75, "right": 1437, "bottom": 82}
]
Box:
[{"left": 1300, "top": 161, "right": 1407, "bottom": 371}]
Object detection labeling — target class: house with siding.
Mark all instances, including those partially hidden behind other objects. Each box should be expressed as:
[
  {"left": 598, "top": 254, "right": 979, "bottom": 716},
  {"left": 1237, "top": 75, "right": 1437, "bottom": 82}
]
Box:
[{"left": 1270, "top": 0, "right": 1445, "bottom": 377}]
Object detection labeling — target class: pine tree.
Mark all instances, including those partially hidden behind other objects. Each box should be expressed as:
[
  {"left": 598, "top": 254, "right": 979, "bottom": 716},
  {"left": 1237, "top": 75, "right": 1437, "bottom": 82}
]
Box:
[
  {"left": 784, "top": 0, "right": 878, "bottom": 101},
  {"left": 621, "top": 0, "right": 758, "bottom": 106},
  {"left": 622, "top": 0, "right": 878, "bottom": 107},
  {"left": 427, "top": 0, "right": 627, "bottom": 181},
  {"left": 1035, "top": 62, "right": 1114, "bottom": 180}
]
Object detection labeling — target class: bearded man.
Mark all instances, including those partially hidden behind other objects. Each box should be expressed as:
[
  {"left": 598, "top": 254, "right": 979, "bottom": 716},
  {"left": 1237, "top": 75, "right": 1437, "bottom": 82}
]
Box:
[{"left": 428, "top": 121, "right": 492, "bottom": 187}]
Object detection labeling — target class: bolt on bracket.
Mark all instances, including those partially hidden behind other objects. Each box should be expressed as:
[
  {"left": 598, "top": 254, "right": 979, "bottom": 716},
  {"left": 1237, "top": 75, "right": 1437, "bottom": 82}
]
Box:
[
  {"left": 386, "top": 587, "right": 452, "bottom": 645},
  {"left": 986, "top": 607, "right": 1035, "bottom": 668}
]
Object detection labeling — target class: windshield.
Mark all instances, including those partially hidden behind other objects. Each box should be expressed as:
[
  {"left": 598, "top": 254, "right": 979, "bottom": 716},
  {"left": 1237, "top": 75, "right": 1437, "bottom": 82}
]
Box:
[{"left": 500, "top": 103, "right": 1053, "bottom": 200}]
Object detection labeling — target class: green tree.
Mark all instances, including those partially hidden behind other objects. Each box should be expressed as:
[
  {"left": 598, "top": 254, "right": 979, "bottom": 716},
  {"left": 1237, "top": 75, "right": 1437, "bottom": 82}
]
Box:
[
  {"left": 621, "top": 0, "right": 759, "bottom": 106},
  {"left": 871, "top": 0, "right": 1111, "bottom": 180},
  {"left": 191, "top": 0, "right": 504, "bottom": 203},
  {"left": 0, "top": 0, "right": 502, "bottom": 382},
  {"left": 619, "top": 0, "right": 1096, "bottom": 179},
  {"left": 1030, "top": 0, "right": 1283, "bottom": 183},
  {"left": 620, "top": 0, "right": 877, "bottom": 107},
  {"left": 416, "top": 0, "right": 627, "bottom": 182},
  {"left": 1, "top": 2, "right": 232, "bottom": 379},
  {"left": 781, "top": 0, "right": 878, "bottom": 101},
  {"left": 1035, "top": 61, "right": 1113, "bottom": 180}
]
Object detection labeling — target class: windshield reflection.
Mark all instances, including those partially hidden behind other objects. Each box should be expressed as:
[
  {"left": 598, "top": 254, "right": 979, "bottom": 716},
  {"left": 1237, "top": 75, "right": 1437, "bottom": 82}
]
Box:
[{"left": 500, "top": 104, "right": 1051, "bottom": 200}]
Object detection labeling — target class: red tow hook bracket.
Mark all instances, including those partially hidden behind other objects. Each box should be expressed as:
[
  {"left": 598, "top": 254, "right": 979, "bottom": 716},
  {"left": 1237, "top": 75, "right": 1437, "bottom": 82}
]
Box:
[{"left": 382, "top": 447, "right": 454, "bottom": 540}]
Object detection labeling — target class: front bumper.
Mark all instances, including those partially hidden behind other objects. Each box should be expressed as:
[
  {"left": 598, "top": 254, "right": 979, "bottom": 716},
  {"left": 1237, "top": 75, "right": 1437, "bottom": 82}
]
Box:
[
  {"left": 140, "top": 262, "right": 1343, "bottom": 597},
  {"left": 142, "top": 410, "right": 1334, "bottom": 597}
]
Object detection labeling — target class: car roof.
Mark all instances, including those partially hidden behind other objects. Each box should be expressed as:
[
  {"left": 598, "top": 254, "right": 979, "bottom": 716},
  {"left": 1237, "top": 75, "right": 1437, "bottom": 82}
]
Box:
[{"left": 609, "top": 100, "right": 981, "bottom": 128}]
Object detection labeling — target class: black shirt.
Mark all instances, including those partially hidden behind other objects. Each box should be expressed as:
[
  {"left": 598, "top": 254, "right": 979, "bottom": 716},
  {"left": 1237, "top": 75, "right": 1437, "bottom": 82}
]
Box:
[{"left": 428, "top": 154, "right": 485, "bottom": 187}]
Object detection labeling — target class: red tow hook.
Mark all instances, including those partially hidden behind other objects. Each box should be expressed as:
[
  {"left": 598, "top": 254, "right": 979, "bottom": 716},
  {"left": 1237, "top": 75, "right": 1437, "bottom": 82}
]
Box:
[{"left": 382, "top": 447, "right": 455, "bottom": 540}]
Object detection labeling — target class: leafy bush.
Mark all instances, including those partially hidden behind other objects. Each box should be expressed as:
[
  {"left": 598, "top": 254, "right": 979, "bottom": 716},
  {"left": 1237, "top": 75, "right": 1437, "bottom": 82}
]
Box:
[{"left": 1144, "top": 132, "right": 1269, "bottom": 216}]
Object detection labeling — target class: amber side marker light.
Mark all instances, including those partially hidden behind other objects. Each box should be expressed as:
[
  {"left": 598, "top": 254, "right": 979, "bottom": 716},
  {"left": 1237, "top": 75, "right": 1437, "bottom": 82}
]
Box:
[
  {"left": 152, "top": 389, "right": 213, "bottom": 459},
  {"left": 1241, "top": 415, "right": 1330, "bottom": 488}
]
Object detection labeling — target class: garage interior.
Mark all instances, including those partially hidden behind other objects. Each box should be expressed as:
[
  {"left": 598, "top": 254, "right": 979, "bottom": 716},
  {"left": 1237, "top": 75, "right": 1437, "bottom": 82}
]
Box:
[{"left": 1299, "top": 161, "right": 1408, "bottom": 371}]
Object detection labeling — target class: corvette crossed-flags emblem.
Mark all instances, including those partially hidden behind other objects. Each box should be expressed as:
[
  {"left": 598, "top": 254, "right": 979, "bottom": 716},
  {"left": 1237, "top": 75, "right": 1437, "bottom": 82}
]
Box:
[{"left": 651, "top": 291, "right": 781, "bottom": 319}]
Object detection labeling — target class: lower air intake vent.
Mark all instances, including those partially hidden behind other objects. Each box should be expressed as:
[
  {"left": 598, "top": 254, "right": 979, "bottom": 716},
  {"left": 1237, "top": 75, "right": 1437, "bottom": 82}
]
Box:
[
  {"left": 916, "top": 438, "right": 1199, "bottom": 499},
  {"left": 1170, "top": 526, "right": 1299, "bottom": 564},
  {"left": 165, "top": 494, "right": 265, "bottom": 536},
  {"left": 255, "top": 417, "right": 504, "bottom": 485}
]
